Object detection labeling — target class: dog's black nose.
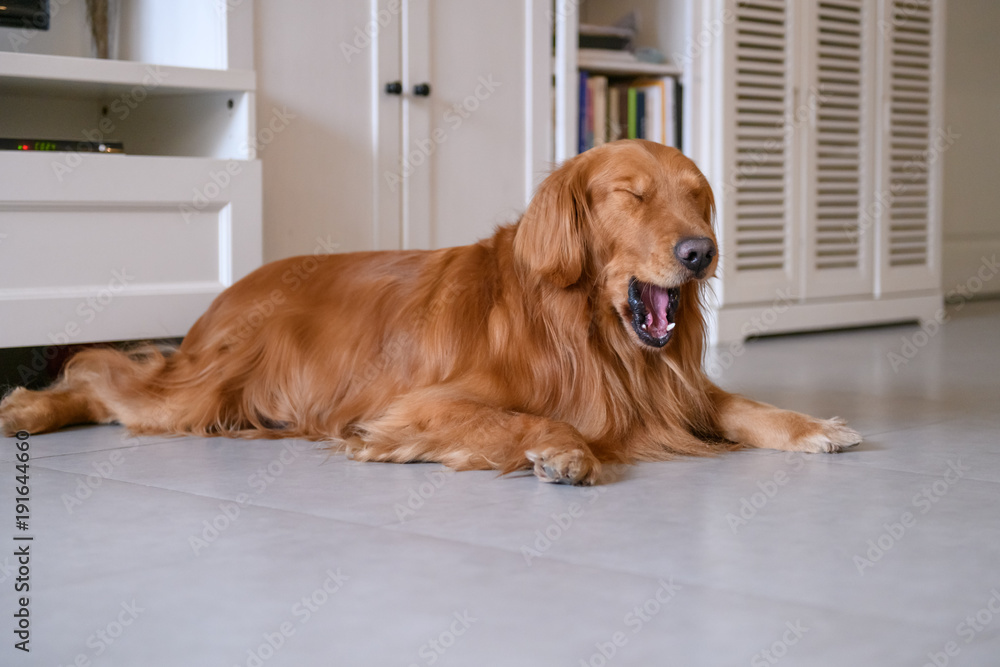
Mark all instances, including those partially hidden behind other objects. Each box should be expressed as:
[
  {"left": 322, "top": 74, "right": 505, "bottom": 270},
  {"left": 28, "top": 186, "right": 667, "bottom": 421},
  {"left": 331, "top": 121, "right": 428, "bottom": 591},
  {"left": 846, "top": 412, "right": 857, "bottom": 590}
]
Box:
[{"left": 674, "top": 237, "right": 716, "bottom": 275}]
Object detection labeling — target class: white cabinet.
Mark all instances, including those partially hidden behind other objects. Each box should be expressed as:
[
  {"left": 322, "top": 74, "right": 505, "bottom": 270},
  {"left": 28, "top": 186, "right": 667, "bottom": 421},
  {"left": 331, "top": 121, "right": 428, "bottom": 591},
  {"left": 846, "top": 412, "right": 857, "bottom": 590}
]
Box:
[
  {"left": 715, "top": 0, "right": 874, "bottom": 305},
  {"left": 0, "top": 2, "right": 261, "bottom": 348},
  {"left": 391, "top": 0, "right": 551, "bottom": 250},
  {"left": 257, "top": 0, "right": 551, "bottom": 261},
  {"left": 701, "top": 0, "right": 944, "bottom": 343}
]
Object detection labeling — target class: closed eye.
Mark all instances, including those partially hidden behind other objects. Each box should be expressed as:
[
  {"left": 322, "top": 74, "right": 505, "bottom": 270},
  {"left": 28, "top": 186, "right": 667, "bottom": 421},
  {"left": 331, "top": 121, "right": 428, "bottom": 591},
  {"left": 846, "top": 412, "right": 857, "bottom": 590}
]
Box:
[{"left": 615, "top": 189, "right": 645, "bottom": 202}]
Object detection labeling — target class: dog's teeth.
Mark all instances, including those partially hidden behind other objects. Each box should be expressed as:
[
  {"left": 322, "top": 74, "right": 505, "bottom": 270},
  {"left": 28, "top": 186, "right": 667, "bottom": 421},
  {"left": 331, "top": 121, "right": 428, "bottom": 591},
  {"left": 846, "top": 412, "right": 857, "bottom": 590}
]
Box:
[
  {"left": 666, "top": 322, "right": 676, "bottom": 332},
  {"left": 640, "top": 324, "right": 647, "bottom": 330}
]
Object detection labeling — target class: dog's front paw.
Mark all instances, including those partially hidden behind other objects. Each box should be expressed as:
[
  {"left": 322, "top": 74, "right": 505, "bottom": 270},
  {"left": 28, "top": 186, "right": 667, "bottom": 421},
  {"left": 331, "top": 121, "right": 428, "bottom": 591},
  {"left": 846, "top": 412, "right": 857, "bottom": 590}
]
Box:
[
  {"left": 525, "top": 447, "right": 600, "bottom": 485},
  {"left": 797, "top": 417, "right": 862, "bottom": 453}
]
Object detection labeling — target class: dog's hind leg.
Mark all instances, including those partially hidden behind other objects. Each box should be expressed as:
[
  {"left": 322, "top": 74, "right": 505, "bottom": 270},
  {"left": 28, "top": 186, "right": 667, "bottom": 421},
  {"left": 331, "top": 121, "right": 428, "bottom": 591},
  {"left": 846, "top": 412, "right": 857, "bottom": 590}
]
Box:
[
  {"left": 0, "top": 346, "right": 174, "bottom": 436},
  {"left": 0, "top": 384, "right": 111, "bottom": 436},
  {"left": 344, "top": 384, "right": 602, "bottom": 485}
]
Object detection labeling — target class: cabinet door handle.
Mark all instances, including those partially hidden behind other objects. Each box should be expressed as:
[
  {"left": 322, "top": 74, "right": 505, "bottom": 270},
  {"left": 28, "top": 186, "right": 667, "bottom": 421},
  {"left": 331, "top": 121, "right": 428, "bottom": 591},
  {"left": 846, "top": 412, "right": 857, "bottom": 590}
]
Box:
[
  {"left": 385, "top": 81, "right": 403, "bottom": 95},
  {"left": 413, "top": 83, "right": 432, "bottom": 97}
]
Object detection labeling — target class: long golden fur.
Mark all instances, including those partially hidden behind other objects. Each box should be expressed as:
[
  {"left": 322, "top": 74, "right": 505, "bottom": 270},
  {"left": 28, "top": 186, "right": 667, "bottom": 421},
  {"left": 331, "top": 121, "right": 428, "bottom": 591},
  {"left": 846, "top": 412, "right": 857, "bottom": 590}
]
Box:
[{"left": 0, "top": 140, "right": 861, "bottom": 484}]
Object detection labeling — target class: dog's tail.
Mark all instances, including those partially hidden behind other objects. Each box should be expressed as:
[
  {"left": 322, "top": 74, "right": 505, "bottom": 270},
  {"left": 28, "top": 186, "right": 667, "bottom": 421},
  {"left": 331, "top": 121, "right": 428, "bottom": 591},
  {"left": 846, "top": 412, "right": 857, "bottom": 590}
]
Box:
[{"left": 0, "top": 343, "right": 282, "bottom": 438}]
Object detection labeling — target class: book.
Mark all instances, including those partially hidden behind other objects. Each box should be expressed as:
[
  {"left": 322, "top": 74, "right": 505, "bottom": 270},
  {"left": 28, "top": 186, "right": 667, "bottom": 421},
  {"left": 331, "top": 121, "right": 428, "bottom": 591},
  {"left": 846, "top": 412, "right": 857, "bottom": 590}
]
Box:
[
  {"left": 641, "top": 80, "right": 664, "bottom": 143},
  {"left": 673, "top": 78, "right": 683, "bottom": 150},
  {"left": 627, "top": 76, "right": 680, "bottom": 146},
  {"left": 664, "top": 78, "right": 676, "bottom": 147},
  {"left": 608, "top": 86, "right": 621, "bottom": 142},
  {"left": 578, "top": 24, "right": 635, "bottom": 51},
  {"left": 616, "top": 83, "right": 629, "bottom": 140},
  {"left": 627, "top": 86, "right": 638, "bottom": 139},
  {"left": 578, "top": 71, "right": 681, "bottom": 150},
  {"left": 590, "top": 75, "right": 608, "bottom": 146},
  {"left": 578, "top": 70, "right": 588, "bottom": 154},
  {"left": 577, "top": 47, "right": 641, "bottom": 63},
  {"left": 635, "top": 89, "right": 646, "bottom": 141}
]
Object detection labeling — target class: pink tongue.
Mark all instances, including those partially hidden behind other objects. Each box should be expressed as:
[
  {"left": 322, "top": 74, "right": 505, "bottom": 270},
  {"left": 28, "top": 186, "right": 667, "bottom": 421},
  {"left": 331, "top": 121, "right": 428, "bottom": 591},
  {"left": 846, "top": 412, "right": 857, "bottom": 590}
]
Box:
[{"left": 642, "top": 285, "right": 671, "bottom": 338}]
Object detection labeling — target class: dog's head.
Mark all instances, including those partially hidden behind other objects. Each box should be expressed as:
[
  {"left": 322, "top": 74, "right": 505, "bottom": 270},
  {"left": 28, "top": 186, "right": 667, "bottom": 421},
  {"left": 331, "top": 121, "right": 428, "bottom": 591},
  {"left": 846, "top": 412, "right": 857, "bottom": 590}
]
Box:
[{"left": 514, "top": 140, "right": 717, "bottom": 350}]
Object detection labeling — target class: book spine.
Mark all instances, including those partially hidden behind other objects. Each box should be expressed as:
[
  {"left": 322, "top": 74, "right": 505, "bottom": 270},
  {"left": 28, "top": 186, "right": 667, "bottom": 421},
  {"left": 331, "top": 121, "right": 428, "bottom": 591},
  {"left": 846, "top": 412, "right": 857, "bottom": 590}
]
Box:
[
  {"left": 578, "top": 70, "right": 588, "bottom": 154},
  {"left": 593, "top": 76, "right": 607, "bottom": 146},
  {"left": 618, "top": 85, "right": 629, "bottom": 141},
  {"left": 585, "top": 78, "right": 595, "bottom": 150},
  {"left": 644, "top": 83, "right": 661, "bottom": 144},
  {"left": 608, "top": 87, "right": 620, "bottom": 142},
  {"left": 627, "top": 87, "right": 637, "bottom": 139},
  {"left": 636, "top": 90, "right": 646, "bottom": 140},
  {"left": 660, "top": 77, "right": 673, "bottom": 148},
  {"left": 656, "top": 80, "right": 666, "bottom": 145},
  {"left": 674, "top": 79, "right": 683, "bottom": 151}
]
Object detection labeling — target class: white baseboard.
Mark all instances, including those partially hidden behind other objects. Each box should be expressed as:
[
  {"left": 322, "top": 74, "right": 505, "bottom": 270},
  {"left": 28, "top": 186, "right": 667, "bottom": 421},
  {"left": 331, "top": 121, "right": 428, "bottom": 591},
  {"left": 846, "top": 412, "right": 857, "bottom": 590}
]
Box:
[{"left": 708, "top": 292, "right": 943, "bottom": 346}]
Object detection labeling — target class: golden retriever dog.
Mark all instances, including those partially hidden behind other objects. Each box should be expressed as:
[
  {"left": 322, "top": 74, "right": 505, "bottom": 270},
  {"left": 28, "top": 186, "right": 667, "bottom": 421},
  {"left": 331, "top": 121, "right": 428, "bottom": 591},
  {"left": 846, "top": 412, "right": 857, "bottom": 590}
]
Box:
[{"left": 0, "top": 140, "right": 861, "bottom": 484}]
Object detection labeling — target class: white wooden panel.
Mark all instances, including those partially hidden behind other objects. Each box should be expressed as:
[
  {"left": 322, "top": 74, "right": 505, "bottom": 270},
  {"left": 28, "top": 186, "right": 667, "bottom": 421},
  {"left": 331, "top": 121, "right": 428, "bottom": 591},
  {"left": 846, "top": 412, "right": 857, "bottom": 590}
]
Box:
[
  {"left": 876, "top": 0, "right": 942, "bottom": 294},
  {"left": 119, "top": 0, "right": 227, "bottom": 69},
  {"left": 802, "top": 0, "right": 876, "bottom": 298},
  {"left": 524, "top": 0, "right": 553, "bottom": 198},
  {"left": 374, "top": 0, "right": 404, "bottom": 250},
  {"left": 255, "top": 0, "right": 377, "bottom": 260},
  {"left": 719, "top": 0, "right": 799, "bottom": 305},
  {"left": 554, "top": 0, "right": 579, "bottom": 163},
  {"left": 402, "top": 0, "right": 545, "bottom": 249},
  {"left": 0, "top": 205, "right": 223, "bottom": 289},
  {"left": 0, "top": 52, "right": 256, "bottom": 92},
  {"left": 0, "top": 153, "right": 261, "bottom": 347},
  {"left": 401, "top": 0, "right": 433, "bottom": 249}
]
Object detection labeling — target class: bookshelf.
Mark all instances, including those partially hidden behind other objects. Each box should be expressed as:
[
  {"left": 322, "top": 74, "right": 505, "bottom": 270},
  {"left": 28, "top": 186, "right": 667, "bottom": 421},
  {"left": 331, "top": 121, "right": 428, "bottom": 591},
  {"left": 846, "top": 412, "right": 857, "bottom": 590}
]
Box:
[
  {"left": 0, "top": 52, "right": 255, "bottom": 159},
  {"left": 554, "top": 2, "right": 689, "bottom": 162},
  {"left": 576, "top": 70, "right": 681, "bottom": 153}
]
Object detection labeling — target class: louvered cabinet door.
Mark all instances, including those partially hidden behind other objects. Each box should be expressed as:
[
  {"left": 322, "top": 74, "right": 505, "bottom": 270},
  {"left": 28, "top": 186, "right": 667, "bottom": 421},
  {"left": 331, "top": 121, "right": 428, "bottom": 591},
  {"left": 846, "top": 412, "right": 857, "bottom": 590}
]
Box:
[
  {"left": 802, "top": 0, "right": 876, "bottom": 299},
  {"left": 875, "top": 0, "right": 943, "bottom": 294},
  {"left": 718, "top": 0, "right": 799, "bottom": 305}
]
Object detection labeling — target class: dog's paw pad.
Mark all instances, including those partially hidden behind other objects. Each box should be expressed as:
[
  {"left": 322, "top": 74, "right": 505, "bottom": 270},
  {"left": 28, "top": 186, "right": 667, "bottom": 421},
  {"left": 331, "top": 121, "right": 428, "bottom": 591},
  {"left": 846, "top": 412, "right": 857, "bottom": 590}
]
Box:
[{"left": 526, "top": 448, "right": 600, "bottom": 485}]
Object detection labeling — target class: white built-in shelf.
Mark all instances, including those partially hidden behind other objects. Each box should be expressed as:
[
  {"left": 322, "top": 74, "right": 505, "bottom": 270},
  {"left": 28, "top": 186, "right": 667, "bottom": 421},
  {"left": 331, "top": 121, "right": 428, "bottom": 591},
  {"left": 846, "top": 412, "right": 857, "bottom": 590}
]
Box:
[
  {"left": 0, "top": 2, "right": 263, "bottom": 349},
  {"left": 0, "top": 51, "right": 255, "bottom": 96},
  {"left": 0, "top": 51, "right": 255, "bottom": 160},
  {"left": 577, "top": 51, "right": 681, "bottom": 78}
]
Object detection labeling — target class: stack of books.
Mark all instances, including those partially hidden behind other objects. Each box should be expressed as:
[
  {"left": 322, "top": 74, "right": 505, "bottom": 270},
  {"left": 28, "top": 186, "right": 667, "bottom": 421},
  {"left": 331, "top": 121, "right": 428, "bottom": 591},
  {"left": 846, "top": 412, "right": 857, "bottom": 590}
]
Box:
[{"left": 578, "top": 72, "right": 680, "bottom": 153}]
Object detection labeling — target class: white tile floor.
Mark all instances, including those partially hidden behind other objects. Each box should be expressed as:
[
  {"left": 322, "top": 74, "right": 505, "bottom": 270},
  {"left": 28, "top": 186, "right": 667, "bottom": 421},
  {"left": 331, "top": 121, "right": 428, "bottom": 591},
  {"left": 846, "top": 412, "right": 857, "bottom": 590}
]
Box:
[{"left": 3, "top": 301, "right": 999, "bottom": 666}]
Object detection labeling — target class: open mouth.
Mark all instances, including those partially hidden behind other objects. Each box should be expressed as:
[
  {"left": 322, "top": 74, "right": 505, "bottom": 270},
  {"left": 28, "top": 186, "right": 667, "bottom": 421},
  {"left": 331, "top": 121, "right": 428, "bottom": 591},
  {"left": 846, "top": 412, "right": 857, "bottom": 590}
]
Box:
[{"left": 628, "top": 278, "right": 680, "bottom": 348}]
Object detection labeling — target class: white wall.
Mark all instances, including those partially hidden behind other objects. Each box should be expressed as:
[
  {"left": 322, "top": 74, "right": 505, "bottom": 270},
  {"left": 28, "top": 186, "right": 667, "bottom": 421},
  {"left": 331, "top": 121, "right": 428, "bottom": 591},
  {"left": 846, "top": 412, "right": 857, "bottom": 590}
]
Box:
[{"left": 942, "top": 0, "right": 1000, "bottom": 296}]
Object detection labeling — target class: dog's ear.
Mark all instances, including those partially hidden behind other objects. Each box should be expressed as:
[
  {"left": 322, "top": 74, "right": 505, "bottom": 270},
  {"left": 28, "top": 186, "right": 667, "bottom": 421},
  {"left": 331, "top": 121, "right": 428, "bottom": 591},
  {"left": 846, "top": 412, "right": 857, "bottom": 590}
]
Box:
[
  {"left": 514, "top": 160, "right": 589, "bottom": 288},
  {"left": 692, "top": 173, "right": 716, "bottom": 230}
]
